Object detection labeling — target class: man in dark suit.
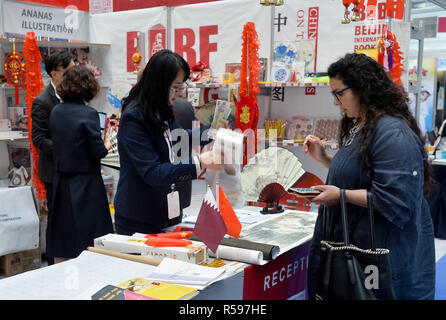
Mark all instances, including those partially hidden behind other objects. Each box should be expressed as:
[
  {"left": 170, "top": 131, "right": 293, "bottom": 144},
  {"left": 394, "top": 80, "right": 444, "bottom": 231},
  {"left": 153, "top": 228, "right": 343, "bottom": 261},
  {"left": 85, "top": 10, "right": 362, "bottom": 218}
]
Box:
[{"left": 31, "top": 51, "right": 75, "bottom": 265}]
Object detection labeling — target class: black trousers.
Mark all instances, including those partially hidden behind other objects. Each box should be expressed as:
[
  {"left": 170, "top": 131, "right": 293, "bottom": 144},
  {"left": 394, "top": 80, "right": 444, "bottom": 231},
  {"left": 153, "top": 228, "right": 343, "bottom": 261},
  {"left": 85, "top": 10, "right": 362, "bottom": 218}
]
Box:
[{"left": 44, "top": 182, "right": 54, "bottom": 265}]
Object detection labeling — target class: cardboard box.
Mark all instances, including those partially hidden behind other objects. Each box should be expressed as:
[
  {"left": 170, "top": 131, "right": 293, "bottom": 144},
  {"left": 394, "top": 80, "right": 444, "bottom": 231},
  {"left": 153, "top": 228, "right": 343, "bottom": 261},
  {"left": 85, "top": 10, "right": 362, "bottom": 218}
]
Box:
[{"left": 0, "top": 248, "right": 41, "bottom": 277}]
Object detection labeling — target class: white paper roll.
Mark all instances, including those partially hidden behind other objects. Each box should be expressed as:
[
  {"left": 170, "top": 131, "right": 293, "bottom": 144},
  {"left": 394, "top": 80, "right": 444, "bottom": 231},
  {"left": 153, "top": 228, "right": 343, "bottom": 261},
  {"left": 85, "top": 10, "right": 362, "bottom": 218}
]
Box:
[{"left": 209, "top": 244, "right": 264, "bottom": 265}]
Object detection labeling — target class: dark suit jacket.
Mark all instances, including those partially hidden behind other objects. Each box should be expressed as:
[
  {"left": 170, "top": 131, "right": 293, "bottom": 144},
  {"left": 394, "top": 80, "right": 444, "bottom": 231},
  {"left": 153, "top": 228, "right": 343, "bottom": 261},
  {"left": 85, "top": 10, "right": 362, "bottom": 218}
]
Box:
[
  {"left": 48, "top": 100, "right": 113, "bottom": 258},
  {"left": 172, "top": 98, "right": 196, "bottom": 210},
  {"left": 31, "top": 84, "right": 60, "bottom": 183},
  {"left": 49, "top": 100, "right": 108, "bottom": 173},
  {"left": 114, "top": 102, "right": 210, "bottom": 231}
]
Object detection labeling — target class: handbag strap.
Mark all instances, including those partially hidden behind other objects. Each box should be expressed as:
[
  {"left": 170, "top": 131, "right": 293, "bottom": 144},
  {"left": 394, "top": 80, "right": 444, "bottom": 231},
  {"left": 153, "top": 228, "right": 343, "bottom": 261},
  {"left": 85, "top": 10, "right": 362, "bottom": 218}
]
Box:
[
  {"left": 339, "top": 189, "right": 350, "bottom": 246},
  {"left": 367, "top": 191, "right": 376, "bottom": 251},
  {"left": 340, "top": 189, "right": 377, "bottom": 251}
]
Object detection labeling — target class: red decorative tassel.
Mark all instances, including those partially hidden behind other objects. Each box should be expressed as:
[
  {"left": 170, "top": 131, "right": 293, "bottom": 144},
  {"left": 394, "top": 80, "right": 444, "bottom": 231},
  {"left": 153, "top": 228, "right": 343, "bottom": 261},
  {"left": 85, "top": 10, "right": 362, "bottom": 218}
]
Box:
[
  {"left": 237, "top": 22, "right": 261, "bottom": 161},
  {"left": 23, "top": 32, "right": 46, "bottom": 200}
]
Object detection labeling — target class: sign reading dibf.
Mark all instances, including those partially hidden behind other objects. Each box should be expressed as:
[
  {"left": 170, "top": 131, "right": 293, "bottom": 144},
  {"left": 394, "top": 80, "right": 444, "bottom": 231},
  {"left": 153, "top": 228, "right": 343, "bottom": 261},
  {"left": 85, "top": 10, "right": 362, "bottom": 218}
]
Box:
[
  {"left": 175, "top": 25, "right": 218, "bottom": 68},
  {"left": 127, "top": 25, "right": 218, "bottom": 72}
]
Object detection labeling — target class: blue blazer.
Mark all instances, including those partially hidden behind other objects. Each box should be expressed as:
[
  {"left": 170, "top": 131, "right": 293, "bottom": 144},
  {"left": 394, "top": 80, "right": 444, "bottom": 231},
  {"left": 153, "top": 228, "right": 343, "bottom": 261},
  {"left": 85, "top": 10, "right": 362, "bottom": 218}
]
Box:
[
  {"left": 114, "top": 103, "right": 211, "bottom": 231},
  {"left": 50, "top": 100, "right": 108, "bottom": 173}
]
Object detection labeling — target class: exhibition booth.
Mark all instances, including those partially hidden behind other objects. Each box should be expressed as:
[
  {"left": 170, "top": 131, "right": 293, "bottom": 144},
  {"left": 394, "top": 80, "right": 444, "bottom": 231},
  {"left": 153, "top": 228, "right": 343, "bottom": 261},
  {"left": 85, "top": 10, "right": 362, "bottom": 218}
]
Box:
[{"left": 0, "top": 0, "right": 445, "bottom": 302}]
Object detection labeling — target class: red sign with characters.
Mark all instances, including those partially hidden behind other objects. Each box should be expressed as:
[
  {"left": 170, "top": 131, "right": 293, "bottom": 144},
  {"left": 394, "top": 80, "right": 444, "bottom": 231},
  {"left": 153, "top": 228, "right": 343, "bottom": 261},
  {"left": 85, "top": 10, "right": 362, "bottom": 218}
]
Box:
[
  {"left": 305, "top": 86, "right": 316, "bottom": 95},
  {"left": 439, "top": 17, "right": 446, "bottom": 33},
  {"left": 242, "top": 241, "right": 311, "bottom": 300},
  {"left": 149, "top": 24, "right": 167, "bottom": 58}
]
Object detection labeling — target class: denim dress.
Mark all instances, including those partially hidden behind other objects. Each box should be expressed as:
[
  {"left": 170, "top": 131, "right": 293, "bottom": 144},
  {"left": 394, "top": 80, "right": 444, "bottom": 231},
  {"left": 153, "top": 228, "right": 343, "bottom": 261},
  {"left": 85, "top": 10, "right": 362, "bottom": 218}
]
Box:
[{"left": 307, "top": 115, "right": 436, "bottom": 300}]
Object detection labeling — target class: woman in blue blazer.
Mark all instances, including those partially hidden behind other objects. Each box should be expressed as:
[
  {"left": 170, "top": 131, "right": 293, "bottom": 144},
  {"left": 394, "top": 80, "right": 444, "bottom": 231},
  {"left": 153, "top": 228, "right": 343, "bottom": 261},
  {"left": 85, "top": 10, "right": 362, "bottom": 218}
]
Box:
[
  {"left": 49, "top": 65, "right": 114, "bottom": 262},
  {"left": 114, "top": 49, "right": 225, "bottom": 235}
]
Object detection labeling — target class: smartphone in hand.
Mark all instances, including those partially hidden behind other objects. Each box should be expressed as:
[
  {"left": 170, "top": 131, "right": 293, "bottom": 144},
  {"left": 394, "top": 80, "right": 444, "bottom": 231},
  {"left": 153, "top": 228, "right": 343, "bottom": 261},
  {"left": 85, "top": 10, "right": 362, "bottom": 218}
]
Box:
[{"left": 288, "top": 187, "right": 322, "bottom": 197}]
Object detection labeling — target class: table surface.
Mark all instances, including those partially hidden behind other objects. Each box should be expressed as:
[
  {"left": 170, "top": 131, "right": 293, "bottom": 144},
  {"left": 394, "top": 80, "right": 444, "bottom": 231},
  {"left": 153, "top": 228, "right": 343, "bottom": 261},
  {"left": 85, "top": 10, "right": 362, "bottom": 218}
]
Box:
[{"left": 0, "top": 207, "right": 317, "bottom": 300}]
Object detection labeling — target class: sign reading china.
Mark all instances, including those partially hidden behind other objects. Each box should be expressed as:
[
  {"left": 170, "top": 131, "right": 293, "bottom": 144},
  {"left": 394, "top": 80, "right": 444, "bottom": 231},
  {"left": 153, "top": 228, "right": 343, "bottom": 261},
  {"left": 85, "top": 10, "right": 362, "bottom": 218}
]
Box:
[
  {"left": 3, "top": 0, "right": 88, "bottom": 41},
  {"left": 242, "top": 241, "right": 311, "bottom": 300}
]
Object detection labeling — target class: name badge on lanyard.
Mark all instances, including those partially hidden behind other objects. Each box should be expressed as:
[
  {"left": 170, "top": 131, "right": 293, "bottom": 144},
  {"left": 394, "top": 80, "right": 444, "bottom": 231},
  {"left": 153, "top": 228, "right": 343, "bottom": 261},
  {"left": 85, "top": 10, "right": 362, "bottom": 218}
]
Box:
[{"left": 164, "top": 127, "right": 180, "bottom": 219}]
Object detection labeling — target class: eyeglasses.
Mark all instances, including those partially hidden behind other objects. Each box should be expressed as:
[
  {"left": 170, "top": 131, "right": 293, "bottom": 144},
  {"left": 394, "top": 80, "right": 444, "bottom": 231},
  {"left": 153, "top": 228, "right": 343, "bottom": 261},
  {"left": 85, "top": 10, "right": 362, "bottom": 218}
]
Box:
[
  {"left": 170, "top": 82, "right": 189, "bottom": 95},
  {"left": 331, "top": 87, "right": 351, "bottom": 103}
]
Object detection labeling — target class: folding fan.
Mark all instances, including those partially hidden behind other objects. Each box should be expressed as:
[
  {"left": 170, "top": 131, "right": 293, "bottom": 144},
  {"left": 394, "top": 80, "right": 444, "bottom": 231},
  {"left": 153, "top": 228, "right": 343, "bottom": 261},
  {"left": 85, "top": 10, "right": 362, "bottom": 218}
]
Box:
[{"left": 241, "top": 147, "right": 305, "bottom": 203}]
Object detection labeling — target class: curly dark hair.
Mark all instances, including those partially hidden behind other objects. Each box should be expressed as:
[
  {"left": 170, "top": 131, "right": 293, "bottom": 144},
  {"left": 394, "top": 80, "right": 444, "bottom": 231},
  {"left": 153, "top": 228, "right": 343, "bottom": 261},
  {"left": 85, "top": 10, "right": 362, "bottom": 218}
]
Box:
[
  {"left": 57, "top": 65, "right": 99, "bottom": 103},
  {"left": 328, "top": 53, "right": 433, "bottom": 195}
]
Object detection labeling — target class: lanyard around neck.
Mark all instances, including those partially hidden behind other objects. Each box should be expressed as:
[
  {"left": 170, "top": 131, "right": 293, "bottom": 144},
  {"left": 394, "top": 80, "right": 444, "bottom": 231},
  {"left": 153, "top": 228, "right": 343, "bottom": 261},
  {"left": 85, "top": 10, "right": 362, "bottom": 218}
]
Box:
[{"left": 164, "top": 126, "right": 174, "bottom": 164}]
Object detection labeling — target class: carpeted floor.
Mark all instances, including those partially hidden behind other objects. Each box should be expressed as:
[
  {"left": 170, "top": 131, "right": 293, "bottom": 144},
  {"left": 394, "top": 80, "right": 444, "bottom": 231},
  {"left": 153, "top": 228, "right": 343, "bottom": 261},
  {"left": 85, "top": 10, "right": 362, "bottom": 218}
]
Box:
[{"left": 435, "top": 253, "right": 446, "bottom": 300}]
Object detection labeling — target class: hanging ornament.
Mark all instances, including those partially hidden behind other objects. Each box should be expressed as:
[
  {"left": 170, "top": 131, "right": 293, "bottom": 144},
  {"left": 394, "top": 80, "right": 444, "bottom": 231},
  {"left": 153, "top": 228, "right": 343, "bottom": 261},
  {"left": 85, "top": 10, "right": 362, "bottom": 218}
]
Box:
[
  {"left": 375, "top": 25, "right": 404, "bottom": 85},
  {"left": 342, "top": 0, "right": 352, "bottom": 24},
  {"left": 351, "top": 0, "right": 362, "bottom": 22},
  {"left": 132, "top": 51, "right": 142, "bottom": 74},
  {"left": 4, "top": 39, "right": 25, "bottom": 106}
]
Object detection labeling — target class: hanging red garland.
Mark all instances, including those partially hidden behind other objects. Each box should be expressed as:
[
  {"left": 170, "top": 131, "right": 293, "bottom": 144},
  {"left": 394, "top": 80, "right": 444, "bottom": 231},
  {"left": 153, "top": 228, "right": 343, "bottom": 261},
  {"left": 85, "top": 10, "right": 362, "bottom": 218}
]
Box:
[
  {"left": 239, "top": 22, "right": 261, "bottom": 100},
  {"left": 235, "top": 22, "right": 261, "bottom": 165},
  {"left": 376, "top": 25, "right": 404, "bottom": 85},
  {"left": 22, "top": 32, "right": 46, "bottom": 200},
  {"left": 387, "top": 31, "right": 403, "bottom": 85}
]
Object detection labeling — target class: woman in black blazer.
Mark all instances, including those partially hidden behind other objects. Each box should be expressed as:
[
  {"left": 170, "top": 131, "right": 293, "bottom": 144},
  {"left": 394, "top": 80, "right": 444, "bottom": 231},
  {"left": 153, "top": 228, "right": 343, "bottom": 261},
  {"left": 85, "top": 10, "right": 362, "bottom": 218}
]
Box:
[
  {"left": 49, "top": 65, "right": 114, "bottom": 262},
  {"left": 114, "top": 49, "right": 225, "bottom": 235}
]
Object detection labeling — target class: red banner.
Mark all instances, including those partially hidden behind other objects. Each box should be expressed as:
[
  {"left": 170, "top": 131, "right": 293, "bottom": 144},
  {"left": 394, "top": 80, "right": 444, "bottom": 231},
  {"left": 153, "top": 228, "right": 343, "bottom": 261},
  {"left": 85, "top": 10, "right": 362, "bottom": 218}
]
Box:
[
  {"left": 113, "top": 0, "right": 221, "bottom": 12},
  {"left": 14, "top": 0, "right": 89, "bottom": 11},
  {"left": 439, "top": 17, "right": 446, "bottom": 33},
  {"left": 242, "top": 241, "right": 311, "bottom": 300},
  {"left": 308, "top": 7, "right": 319, "bottom": 73},
  {"left": 127, "top": 31, "right": 142, "bottom": 73}
]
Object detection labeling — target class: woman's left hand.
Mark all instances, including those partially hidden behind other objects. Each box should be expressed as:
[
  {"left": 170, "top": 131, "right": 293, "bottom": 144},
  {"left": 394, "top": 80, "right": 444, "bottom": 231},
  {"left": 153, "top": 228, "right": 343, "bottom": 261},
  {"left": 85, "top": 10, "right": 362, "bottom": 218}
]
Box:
[{"left": 310, "top": 185, "right": 340, "bottom": 207}]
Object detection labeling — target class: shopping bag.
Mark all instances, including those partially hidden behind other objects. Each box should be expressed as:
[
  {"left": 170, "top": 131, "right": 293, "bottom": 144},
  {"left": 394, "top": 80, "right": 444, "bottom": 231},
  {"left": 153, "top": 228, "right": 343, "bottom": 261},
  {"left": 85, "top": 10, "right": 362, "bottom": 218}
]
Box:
[{"left": 0, "top": 186, "right": 40, "bottom": 256}]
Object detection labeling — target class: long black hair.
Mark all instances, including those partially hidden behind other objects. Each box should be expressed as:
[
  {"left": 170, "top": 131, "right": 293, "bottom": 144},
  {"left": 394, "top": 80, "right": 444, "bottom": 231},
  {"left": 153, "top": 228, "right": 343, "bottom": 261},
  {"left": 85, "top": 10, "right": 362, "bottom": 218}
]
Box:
[
  {"left": 328, "top": 53, "right": 433, "bottom": 195},
  {"left": 121, "top": 49, "right": 190, "bottom": 134}
]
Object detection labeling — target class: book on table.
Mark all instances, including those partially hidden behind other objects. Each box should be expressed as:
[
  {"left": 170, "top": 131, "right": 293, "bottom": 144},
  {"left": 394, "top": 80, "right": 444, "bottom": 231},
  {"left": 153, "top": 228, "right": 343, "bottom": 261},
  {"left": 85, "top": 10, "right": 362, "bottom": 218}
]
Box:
[{"left": 116, "top": 277, "right": 199, "bottom": 300}]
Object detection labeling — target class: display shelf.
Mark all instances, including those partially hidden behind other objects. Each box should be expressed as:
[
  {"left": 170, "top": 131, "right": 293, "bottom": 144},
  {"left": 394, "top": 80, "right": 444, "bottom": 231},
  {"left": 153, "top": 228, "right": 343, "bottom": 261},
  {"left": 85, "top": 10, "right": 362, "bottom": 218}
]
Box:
[
  {"left": 1, "top": 85, "right": 110, "bottom": 90},
  {"left": 0, "top": 133, "right": 28, "bottom": 143},
  {"left": 192, "top": 82, "right": 329, "bottom": 89},
  {"left": 260, "top": 138, "right": 338, "bottom": 149}
]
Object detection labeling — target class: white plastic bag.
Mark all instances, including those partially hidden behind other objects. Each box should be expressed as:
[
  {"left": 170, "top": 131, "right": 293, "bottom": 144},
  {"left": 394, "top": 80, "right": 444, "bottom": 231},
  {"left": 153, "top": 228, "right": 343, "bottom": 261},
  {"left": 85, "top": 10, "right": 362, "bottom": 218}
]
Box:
[{"left": 0, "top": 186, "right": 40, "bottom": 255}]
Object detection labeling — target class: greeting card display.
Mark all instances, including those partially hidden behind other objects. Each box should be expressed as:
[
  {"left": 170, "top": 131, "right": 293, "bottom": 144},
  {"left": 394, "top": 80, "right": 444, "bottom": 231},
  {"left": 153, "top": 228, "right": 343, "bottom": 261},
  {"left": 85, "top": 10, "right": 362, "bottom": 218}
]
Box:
[{"left": 287, "top": 117, "right": 313, "bottom": 141}]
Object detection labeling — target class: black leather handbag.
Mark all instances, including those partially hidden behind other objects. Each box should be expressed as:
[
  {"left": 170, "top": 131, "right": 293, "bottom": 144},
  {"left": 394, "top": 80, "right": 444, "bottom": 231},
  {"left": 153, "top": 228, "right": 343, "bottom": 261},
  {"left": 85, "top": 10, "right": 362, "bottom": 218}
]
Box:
[{"left": 316, "top": 189, "right": 395, "bottom": 300}]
